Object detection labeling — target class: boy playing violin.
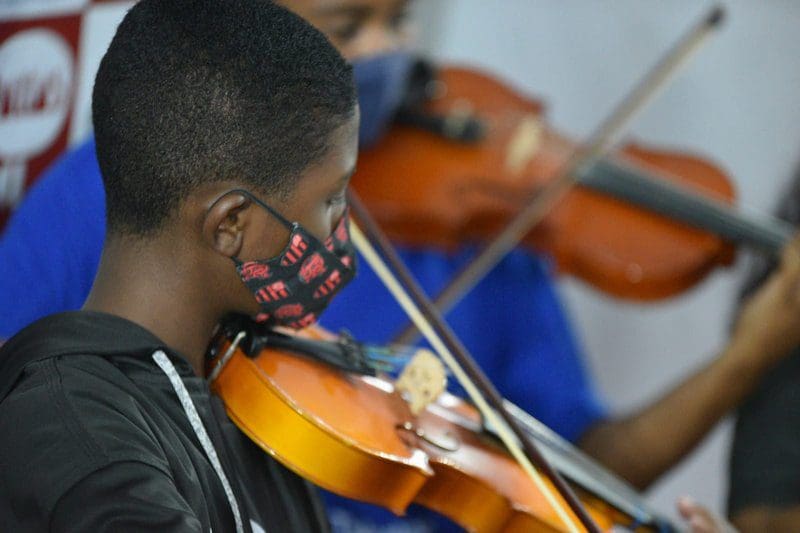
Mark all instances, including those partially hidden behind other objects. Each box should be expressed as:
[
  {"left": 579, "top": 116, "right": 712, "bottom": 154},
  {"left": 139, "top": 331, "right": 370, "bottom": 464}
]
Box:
[{"left": 0, "top": 1, "right": 358, "bottom": 530}]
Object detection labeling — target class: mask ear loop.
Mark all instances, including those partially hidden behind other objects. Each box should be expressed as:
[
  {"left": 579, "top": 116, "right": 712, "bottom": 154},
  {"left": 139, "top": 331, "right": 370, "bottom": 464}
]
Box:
[
  {"left": 209, "top": 189, "right": 298, "bottom": 266},
  {"left": 209, "top": 188, "right": 296, "bottom": 230}
]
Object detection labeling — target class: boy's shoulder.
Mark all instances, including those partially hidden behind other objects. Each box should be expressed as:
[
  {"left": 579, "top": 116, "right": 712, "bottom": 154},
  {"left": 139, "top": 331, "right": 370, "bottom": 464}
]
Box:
[{"left": 0, "top": 353, "right": 172, "bottom": 521}]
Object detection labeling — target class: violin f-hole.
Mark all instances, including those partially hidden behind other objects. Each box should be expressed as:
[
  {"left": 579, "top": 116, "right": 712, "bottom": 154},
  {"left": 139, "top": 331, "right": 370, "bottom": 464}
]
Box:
[{"left": 397, "top": 421, "right": 460, "bottom": 453}]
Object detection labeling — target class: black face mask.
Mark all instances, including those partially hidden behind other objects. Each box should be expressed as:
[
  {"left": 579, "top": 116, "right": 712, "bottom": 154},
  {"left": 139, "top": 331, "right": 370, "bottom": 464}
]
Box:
[{"left": 225, "top": 189, "right": 357, "bottom": 329}]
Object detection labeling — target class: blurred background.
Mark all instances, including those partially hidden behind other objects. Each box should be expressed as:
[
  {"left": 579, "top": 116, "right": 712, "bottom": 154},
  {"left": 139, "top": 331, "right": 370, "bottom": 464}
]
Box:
[{"left": 2, "top": 0, "right": 800, "bottom": 524}]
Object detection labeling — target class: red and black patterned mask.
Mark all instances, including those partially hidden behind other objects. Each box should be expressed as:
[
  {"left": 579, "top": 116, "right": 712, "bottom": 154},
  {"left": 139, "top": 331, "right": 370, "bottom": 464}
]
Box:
[{"left": 228, "top": 189, "right": 357, "bottom": 329}]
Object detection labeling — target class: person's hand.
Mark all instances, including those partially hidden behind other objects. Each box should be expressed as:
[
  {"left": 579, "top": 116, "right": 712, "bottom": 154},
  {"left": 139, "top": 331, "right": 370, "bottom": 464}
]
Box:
[
  {"left": 729, "top": 233, "right": 800, "bottom": 369},
  {"left": 677, "top": 497, "right": 737, "bottom": 533}
]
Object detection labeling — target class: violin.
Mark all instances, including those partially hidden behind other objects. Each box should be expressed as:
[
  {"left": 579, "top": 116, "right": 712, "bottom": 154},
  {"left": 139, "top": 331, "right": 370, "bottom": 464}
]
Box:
[
  {"left": 351, "top": 63, "right": 794, "bottom": 301},
  {"left": 207, "top": 318, "right": 675, "bottom": 532}
]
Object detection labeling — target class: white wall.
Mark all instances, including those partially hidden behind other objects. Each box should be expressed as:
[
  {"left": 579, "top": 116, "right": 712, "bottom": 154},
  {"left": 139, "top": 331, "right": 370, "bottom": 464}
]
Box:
[{"left": 414, "top": 0, "right": 800, "bottom": 522}]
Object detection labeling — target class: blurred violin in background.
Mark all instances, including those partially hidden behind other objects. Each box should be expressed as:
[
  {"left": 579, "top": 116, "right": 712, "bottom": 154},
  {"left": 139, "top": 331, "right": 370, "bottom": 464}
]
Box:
[{"left": 352, "top": 61, "right": 794, "bottom": 301}]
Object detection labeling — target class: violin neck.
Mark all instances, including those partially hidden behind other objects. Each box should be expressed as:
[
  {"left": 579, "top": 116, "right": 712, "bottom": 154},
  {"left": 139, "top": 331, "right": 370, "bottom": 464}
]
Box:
[{"left": 580, "top": 159, "right": 794, "bottom": 255}]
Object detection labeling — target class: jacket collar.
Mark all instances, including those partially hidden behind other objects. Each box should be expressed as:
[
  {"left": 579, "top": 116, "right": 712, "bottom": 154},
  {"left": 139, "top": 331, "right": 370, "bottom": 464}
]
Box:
[{"left": 0, "top": 311, "right": 195, "bottom": 401}]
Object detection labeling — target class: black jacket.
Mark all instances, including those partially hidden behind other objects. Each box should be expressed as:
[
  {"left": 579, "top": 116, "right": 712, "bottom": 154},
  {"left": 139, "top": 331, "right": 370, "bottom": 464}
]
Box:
[
  {"left": 0, "top": 311, "right": 329, "bottom": 532},
  {"left": 728, "top": 349, "right": 800, "bottom": 516}
]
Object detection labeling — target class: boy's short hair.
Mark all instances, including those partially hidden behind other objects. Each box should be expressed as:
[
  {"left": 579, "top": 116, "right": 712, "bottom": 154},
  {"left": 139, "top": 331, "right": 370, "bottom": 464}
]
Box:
[{"left": 92, "top": 0, "right": 356, "bottom": 236}]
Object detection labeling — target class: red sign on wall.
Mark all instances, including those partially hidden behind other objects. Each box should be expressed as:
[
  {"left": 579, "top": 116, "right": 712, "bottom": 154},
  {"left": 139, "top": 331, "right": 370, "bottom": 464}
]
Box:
[{"left": 0, "top": 14, "right": 81, "bottom": 229}]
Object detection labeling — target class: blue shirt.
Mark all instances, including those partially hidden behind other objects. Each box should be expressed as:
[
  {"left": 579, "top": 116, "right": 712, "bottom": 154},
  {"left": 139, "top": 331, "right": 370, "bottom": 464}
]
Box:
[
  {"left": 0, "top": 137, "right": 607, "bottom": 530},
  {"left": 0, "top": 139, "right": 105, "bottom": 335}
]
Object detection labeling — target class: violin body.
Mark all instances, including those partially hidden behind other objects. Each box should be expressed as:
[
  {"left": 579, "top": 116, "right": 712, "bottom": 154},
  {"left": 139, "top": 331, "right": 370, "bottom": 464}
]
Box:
[
  {"left": 411, "top": 395, "right": 634, "bottom": 532},
  {"left": 210, "top": 326, "right": 431, "bottom": 516},
  {"left": 208, "top": 325, "right": 665, "bottom": 532},
  {"left": 351, "top": 66, "right": 737, "bottom": 300}
]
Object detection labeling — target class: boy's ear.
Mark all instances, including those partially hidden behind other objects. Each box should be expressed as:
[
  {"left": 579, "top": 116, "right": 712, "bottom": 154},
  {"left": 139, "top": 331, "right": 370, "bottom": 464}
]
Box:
[{"left": 202, "top": 193, "right": 251, "bottom": 258}]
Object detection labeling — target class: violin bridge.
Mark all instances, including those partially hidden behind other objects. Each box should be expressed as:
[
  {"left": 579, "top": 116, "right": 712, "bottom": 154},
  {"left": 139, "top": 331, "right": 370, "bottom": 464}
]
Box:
[
  {"left": 395, "top": 348, "right": 447, "bottom": 415},
  {"left": 505, "top": 114, "right": 543, "bottom": 176}
]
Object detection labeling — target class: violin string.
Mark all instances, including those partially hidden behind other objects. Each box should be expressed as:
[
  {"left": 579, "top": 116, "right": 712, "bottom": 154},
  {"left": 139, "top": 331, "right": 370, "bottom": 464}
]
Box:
[
  {"left": 393, "top": 3, "right": 726, "bottom": 347},
  {"left": 348, "top": 218, "right": 589, "bottom": 533},
  {"left": 365, "top": 345, "right": 456, "bottom": 376},
  {"left": 583, "top": 157, "right": 791, "bottom": 253},
  {"left": 362, "top": 346, "right": 421, "bottom": 372}
]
